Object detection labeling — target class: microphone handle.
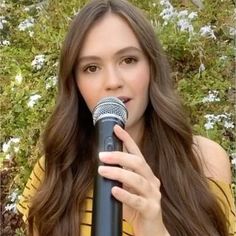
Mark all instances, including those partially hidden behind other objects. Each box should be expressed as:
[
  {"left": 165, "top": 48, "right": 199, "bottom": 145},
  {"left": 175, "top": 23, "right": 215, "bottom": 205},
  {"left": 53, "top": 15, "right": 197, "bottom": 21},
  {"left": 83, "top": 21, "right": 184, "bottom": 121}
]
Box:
[{"left": 91, "top": 118, "right": 123, "bottom": 236}]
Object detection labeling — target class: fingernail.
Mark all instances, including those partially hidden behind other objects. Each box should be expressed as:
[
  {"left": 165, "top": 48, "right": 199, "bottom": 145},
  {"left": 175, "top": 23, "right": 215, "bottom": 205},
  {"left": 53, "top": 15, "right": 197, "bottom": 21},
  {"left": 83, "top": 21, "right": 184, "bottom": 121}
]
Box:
[
  {"left": 114, "top": 124, "right": 122, "bottom": 130},
  {"left": 98, "top": 165, "right": 107, "bottom": 174},
  {"left": 99, "top": 152, "right": 109, "bottom": 160}
]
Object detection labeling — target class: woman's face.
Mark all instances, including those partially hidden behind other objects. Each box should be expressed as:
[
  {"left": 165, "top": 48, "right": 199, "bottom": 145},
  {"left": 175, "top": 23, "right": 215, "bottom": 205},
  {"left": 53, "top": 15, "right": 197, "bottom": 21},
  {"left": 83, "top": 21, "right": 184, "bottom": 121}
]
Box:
[{"left": 76, "top": 13, "right": 150, "bottom": 134}]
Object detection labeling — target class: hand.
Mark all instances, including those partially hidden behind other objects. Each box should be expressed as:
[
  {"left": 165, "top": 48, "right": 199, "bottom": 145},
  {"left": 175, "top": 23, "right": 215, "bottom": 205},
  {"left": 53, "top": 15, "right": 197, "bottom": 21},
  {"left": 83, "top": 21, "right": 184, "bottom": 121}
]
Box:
[{"left": 98, "top": 125, "right": 170, "bottom": 236}]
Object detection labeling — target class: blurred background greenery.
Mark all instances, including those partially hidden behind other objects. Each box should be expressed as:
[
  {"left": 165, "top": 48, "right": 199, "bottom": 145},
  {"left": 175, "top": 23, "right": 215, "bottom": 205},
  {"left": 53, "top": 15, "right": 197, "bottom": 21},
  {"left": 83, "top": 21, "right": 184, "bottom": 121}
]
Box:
[{"left": 0, "top": 0, "right": 235, "bottom": 235}]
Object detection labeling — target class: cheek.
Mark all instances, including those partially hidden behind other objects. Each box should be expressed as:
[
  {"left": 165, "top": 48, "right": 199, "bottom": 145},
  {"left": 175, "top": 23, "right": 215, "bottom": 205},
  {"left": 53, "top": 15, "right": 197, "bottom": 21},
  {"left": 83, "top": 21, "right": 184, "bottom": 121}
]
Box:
[
  {"left": 133, "top": 64, "right": 150, "bottom": 97},
  {"left": 76, "top": 80, "right": 97, "bottom": 112}
]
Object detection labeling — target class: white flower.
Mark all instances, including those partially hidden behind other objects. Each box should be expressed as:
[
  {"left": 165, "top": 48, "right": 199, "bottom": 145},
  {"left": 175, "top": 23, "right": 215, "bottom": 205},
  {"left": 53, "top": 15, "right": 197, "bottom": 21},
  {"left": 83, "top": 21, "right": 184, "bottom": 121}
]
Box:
[
  {"left": 199, "top": 25, "right": 216, "bottom": 39},
  {"left": 5, "top": 154, "right": 11, "bottom": 160},
  {"left": 8, "top": 191, "right": 18, "bottom": 202},
  {"left": 204, "top": 121, "right": 214, "bottom": 130},
  {"left": 27, "top": 94, "right": 41, "bottom": 108},
  {"left": 1, "top": 40, "right": 10, "bottom": 46},
  {"left": 31, "top": 54, "right": 45, "bottom": 70},
  {"left": 219, "top": 55, "right": 227, "bottom": 61},
  {"left": 18, "top": 17, "right": 35, "bottom": 31},
  {"left": 178, "top": 10, "right": 189, "bottom": 18},
  {"left": 15, "top": 74, "right": 23, "bottom": 84},
  {"left": 46, "top": 76, "right": 58, "bottom": 89},
  {"left": 224, "top": 121, "right": 234, "bottom": 129},
  {"left": 5, "top": 193, "right": 18, "bottom": 212},
  {"left": 204, "top": 114, "right": 216, "bottom": 121},
  {"left": 160, "top": 0, "right": 172, "bottom": 7},
  {"left": 0, "top": 16, "right": 7, "bottom": 29},
  {"left": 5, "top": 203, "right": 17, "bottom": 213},
  {"left": 199, "top": 63, "right": 205, "bottom": 72},
  {"left": 11, "top": 138, "right": 20, "bottom": 143},
  {"left": 188, "top": 12, "right": 198, "bottom": 20},
  {"left": 160, "top": 7, "right": 176, "bottom": 23},
  {"left": 217, "top": 114, "right": 228, "bottom": 120},
  {"left": 205, "top": 114, "right": 224, "bottom": 123},
  {"left": 231, "top": 154, "right": 236, "bottom": 166},
  {"left": 202, "top": 90, "right": 220, "bottom": 103},
  {"left": 0, "top": 16, "right": 7, "bottom": 23},
  {"left": 2, "top": 138, "right": 20, "bottom": 153},
  {"left": 229, "top": 27, "right": 236, "bottom": 36},
  {"left": 29, "top": 31, "right": 34, "bottom": 37},
  {"left": 2, "top": 142, "right": 10, "bottom": 153},
  {"left": 0, "top": 1, "right": 6, "bottom": 8},
  {"left": 204, "top": 113, "right": 234, "bottom": 130},
  {"left": 177, "top": 19, "right": 193, "bottom": 33},
  {"left": 24, "top": 7, "right": 30, "bottom": 12}
]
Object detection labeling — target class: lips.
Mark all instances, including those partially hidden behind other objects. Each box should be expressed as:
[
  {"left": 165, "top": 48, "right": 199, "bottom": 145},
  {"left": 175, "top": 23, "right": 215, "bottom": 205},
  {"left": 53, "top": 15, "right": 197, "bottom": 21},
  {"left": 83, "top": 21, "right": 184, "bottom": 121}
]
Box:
[{"left": 118, "top": 96, "right": 131, "bottom": 104}]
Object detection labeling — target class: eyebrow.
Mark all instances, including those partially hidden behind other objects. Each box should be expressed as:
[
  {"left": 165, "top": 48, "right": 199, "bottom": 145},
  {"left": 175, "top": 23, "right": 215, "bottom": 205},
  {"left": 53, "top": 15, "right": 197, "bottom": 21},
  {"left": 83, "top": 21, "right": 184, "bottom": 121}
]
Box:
[{"left": 78, "top": 46, "right": 143, "bottom": 64}]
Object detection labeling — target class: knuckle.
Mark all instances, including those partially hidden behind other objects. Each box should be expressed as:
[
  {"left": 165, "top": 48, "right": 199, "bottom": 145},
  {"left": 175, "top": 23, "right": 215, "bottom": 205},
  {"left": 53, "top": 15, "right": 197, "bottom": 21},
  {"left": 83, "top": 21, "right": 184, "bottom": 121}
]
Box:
[
  {"left": 133, "top": 196, "right": 144, "bottom": 210},
  {"left": 136, "top": 176, "right": 146, "bottom": 189},
  {"left": 136, "top": 157, "right": 145, "bottom": 168},
  {"left": 154, "top": 177, "right": 161, "bottom": 188}
]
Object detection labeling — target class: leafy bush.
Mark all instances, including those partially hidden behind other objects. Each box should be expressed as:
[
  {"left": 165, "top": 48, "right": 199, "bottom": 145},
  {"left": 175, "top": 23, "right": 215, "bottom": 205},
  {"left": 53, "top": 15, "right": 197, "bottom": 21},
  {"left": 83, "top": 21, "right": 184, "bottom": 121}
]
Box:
[{"left": 0, "top": 0, "right": 235, "bottom": 234}]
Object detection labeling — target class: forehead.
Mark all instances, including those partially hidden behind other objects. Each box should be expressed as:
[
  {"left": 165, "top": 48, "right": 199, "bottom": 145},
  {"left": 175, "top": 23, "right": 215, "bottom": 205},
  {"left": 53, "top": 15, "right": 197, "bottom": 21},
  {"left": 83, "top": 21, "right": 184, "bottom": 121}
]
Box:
[{"left": 79, "top": 13, "right": 141, "bottom": 57}]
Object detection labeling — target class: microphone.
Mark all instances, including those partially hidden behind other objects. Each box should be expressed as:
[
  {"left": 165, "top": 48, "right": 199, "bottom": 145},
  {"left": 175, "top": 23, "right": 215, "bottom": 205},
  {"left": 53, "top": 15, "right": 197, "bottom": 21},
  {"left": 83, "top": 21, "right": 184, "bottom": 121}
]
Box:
[{"left": 91, "top": 96, "right": 128, "bottom": 236}]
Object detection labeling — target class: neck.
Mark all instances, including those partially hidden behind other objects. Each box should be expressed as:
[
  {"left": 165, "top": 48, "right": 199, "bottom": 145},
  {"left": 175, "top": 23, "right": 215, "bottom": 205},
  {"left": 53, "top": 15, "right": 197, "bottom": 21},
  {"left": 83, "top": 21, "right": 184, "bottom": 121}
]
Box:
[{"left": 125, "top": 118, "right": 145, "bottom": 150}]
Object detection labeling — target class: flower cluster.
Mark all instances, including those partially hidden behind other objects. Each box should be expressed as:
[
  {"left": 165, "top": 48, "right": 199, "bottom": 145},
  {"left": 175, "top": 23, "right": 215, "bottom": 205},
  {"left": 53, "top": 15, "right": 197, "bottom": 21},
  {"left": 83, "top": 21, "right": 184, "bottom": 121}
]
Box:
[
  {"left": 46, "top": 76, "right": 58, "bottom": 89},
  {"left": 229, "top": 27, "right": 236, "bottom": 37},
  {"left": 199, "top": 25, "right": 216, "bottom": 40},
  {"left": 31, "top": 54, "right": 46, "bottom": 70},
  {"left": 4, "top": 190, "right": 19, "bottom": 213},
  {"left": 204, "top": 113, "right": 234, "bottom": 130},
  {"left": 0, "top": 40, "right": 10, "bottom": 46},
  {"left": 0, "top": 16, "right": 7, "bottom": 29},
  {"left": 159, "top": 0, "right": 217, "bottom": 40},
  {"left": 160, "top": 0, "right": 197, "bottom": 34},
  {"left": 202, "top": 90, "right": 220, "bottom": 103},
  {"left": 18, "top": 17, "right": 35, "bottom": 31},
  {"left": 27, "top": 94, "right": 41, "bottom": 108},
  {"left": 2, "top": 138, "right": 20, "bottom": 160}
]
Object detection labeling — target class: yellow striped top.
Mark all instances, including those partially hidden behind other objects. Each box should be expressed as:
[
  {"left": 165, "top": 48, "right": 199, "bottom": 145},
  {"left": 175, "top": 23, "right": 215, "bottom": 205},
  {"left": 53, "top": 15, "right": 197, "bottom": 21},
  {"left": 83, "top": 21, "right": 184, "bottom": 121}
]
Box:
[{"left": 17, "top": 157, "right": 236, "bottom": 235}]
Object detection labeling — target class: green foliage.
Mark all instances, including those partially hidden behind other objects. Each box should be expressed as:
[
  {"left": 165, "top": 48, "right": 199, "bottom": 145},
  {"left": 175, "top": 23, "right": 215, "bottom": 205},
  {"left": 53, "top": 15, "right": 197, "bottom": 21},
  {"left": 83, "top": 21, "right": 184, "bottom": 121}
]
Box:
[{"left": 1, "top": 0, "right": 235, "bottom": 227}]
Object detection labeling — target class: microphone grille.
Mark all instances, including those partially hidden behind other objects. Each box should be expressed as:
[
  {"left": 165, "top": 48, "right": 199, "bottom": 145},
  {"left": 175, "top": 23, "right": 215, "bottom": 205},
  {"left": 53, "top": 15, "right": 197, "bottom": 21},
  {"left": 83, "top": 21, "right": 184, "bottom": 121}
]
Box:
[{"left": 92, "top": 96, "right": 128, "bottom": 125}]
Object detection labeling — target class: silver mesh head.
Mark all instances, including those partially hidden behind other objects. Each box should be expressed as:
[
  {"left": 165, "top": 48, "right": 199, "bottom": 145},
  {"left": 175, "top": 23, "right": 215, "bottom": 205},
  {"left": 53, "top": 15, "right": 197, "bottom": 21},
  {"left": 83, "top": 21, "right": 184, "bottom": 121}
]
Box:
[{"left": 92, "top": 97, "right": 128, "bottom": 125}]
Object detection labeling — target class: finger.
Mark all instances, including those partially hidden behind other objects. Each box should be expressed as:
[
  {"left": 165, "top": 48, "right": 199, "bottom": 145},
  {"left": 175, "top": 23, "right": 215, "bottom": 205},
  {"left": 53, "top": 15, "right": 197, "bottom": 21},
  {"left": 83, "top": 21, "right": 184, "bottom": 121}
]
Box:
[
  {"left": 114, "top": 125, "right": 143, "bottom": 158},
  {"left": 111, "top": 186, "right": 147, "bottom": 213},
  {"left": 98, "top": 165, "right": 154, "bottom": 197},
  {"left": 99, "top": 151, "right": 155, "bottom": 181}
]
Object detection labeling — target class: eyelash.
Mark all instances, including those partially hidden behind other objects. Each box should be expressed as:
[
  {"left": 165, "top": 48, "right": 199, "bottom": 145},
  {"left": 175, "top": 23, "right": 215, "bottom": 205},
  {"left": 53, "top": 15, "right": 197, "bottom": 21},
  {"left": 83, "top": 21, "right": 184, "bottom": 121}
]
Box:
[
  {"left": 83, "top": 64, "right": 99, "bottom": 73},
  {"left": 121, "top": 56, "right": 138, "bottom": 65},
  {"left": 82, "top": 56, "right": 138, "bottom": 73}
]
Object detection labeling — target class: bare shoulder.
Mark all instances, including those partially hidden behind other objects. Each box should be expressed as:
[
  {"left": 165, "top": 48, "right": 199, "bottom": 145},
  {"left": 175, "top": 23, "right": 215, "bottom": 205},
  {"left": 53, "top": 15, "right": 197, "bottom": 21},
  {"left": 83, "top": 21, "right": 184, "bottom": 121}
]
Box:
[{"left": 193, "top": 135, "right": 232, "bottom": 184}]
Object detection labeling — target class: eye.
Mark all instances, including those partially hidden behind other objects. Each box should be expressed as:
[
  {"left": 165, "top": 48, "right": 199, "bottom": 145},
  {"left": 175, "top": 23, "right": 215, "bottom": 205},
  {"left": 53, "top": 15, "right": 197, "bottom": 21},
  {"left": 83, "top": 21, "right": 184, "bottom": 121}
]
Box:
[
  {"left": 122, "top": 57, "right": 138, "bottom": 65},
  {"left": 83, "top": 65, "right": 99, "bottom": 73}
]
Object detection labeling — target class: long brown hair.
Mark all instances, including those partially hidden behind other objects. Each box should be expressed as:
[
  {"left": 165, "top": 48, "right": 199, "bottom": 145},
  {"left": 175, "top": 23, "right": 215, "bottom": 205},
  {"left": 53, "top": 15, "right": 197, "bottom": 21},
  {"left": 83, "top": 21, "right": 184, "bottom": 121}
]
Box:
[{"left": 28, "top": 0, "right": 228, "bottom": 235}]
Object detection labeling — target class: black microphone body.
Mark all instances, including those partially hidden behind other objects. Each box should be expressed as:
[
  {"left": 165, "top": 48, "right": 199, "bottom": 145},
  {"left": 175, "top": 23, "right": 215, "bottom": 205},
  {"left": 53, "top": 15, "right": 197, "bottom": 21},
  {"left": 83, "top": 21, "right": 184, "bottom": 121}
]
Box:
[
  {"left": 91, "top": 97, "right": 128, "bottom": 236},
  {"left": 92, "top": 117, "right": 123, "bottom": 236}
]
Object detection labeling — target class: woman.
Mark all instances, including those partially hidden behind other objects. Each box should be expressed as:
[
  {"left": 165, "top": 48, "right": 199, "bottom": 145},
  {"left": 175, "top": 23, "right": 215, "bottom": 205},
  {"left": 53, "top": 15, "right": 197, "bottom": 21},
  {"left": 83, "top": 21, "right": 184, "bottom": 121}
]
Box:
[{"left": 17, "top": 0, "right": 235, "bottom": 235}]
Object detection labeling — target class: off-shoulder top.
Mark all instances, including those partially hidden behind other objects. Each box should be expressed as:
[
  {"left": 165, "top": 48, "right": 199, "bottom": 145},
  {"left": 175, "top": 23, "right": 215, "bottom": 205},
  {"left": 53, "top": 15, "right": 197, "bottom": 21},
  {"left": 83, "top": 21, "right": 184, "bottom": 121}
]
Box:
[{"left": 17, "top": 157, "right": 236, "bottom": 235}]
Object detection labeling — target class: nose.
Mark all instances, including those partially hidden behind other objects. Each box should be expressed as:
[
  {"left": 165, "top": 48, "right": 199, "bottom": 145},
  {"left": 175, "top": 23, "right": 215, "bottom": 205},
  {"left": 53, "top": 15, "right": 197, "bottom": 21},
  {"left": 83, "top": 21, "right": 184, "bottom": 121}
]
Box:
[{"left": 104, "top": 65, "right": 123, "bottom": 91}]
